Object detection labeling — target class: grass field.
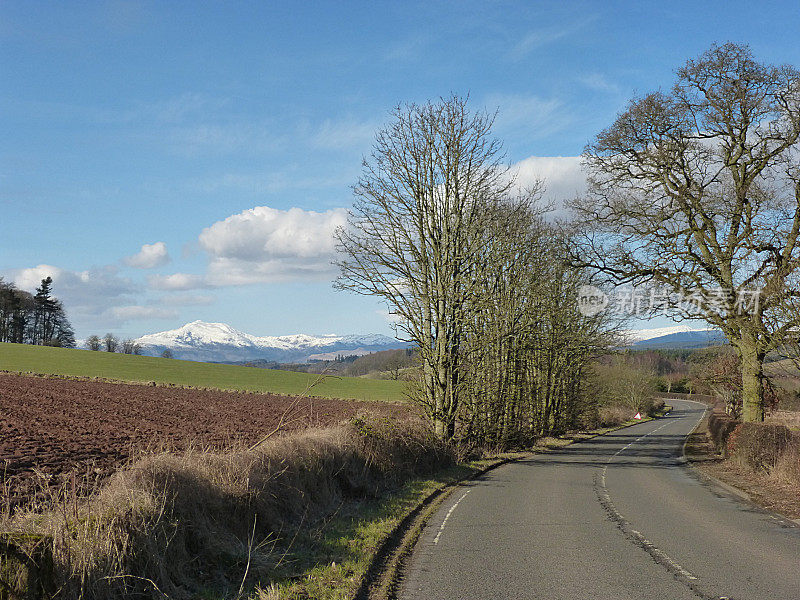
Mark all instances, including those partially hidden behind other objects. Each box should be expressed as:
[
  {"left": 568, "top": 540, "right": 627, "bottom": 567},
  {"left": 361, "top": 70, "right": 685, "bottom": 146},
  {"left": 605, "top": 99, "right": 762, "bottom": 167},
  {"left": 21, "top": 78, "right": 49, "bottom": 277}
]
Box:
[{"left": 0, "top": 342, "right": 408, "bottom": 402}]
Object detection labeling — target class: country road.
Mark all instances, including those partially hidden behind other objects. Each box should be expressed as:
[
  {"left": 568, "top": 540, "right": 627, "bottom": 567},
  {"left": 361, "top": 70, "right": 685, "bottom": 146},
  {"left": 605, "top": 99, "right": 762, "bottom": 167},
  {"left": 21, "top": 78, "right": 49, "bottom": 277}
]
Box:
[{"left": 400, "top": 400, "right": 800, "bottom": 600}]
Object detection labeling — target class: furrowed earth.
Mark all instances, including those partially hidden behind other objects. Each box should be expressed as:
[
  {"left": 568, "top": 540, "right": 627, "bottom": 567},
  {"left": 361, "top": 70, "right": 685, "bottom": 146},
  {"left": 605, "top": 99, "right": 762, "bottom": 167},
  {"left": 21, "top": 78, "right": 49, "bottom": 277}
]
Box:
[{"left": 0, "top": 372, "right": 412, "bottom": 510}]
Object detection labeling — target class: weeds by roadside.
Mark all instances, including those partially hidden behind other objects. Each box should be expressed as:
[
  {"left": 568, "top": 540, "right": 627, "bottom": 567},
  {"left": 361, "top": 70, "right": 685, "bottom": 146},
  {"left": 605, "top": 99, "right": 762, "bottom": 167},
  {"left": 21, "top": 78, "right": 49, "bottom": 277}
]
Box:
[{"left": 1, "top": 417, "right": 452, "bottom": 600}]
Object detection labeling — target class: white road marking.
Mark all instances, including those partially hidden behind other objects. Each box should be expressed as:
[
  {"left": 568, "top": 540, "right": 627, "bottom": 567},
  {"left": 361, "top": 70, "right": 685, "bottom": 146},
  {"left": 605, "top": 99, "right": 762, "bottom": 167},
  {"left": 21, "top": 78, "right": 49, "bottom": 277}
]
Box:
[
  {"left": 433, "top": 489, "right": 471, "bottom": 544},
  {"left": 599, "top": 412, "right": 700, "bottom": 583}
]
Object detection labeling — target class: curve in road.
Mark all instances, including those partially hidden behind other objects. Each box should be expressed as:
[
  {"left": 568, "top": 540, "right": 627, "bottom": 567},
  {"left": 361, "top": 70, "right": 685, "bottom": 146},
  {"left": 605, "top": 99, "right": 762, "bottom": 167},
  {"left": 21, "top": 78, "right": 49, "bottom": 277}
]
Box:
[{"left": 399, "top": 400, "right": 800, "bottom": 600}]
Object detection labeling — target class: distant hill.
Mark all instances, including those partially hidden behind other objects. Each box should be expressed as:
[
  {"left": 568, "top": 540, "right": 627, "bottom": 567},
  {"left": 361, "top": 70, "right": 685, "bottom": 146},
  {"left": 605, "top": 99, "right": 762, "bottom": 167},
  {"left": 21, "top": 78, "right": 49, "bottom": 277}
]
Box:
[
  {"left": 632, "top": 329, "right": 726, "bottom": 349},
  {"left": 134, "top": 320, "right": 410, "bottom": 363}
]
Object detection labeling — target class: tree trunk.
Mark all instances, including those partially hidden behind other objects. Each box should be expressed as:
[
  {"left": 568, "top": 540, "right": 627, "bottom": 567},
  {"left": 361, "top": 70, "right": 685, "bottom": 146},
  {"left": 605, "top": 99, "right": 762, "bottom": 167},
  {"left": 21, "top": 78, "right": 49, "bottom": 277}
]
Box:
[{"left": 738, "top": 335, "right": 766, "bottom": 422}]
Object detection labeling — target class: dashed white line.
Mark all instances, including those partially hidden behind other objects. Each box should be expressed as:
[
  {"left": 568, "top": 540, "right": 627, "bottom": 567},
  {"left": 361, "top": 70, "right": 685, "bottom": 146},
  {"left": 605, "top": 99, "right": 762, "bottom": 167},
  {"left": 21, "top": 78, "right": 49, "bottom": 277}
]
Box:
[
  {"left": 598, "top": 414, "right": 702, "bottom": 585},
  {"left": 433, "top": 489, "right": 471, "bottom": 544}
]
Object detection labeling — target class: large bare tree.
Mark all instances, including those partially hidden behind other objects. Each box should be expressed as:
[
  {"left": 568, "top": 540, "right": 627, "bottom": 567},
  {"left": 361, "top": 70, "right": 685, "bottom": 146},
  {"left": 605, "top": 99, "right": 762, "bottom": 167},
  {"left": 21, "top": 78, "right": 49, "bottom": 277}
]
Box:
[
  {"left": 334, "top": 95, "right": 515, "bottom": 439},
  {"left": 571, "top": 43, "right": 800, "bottom": 421}
]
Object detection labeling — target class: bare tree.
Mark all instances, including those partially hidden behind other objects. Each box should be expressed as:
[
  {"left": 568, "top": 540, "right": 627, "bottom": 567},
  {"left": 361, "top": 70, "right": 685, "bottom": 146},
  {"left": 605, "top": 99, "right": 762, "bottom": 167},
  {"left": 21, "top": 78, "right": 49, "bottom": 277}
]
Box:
[
  {"left": 121, "top": 338, "right": 141, "bottom": 355},
  {"left": 335, "top": 95, "right": 518, "bottom": 439},
  {"left": 103, "top": 333, "right": 118, "bottom": 353},
  {"left": 571, "top": 43, "right": 800, "bottom": 421},
  {"left": 86, "top": 335, "right": 102, "bottom": 351}
]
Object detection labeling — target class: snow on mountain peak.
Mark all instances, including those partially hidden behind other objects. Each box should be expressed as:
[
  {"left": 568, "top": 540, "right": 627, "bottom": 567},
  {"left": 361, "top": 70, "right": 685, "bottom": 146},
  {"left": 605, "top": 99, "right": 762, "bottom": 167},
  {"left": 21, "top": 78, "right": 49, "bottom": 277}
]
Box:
[
  {"left": 623, "top": 324, "right": 714, "bottom": 343},
  {"left": 133, "top": 321, "right": 406, "bottom": 362}
]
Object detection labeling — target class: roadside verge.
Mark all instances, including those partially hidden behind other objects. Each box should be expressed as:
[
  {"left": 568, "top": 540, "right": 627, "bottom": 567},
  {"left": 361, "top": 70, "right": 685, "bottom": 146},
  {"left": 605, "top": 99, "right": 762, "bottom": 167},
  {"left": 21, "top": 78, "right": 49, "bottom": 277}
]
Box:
[{"left": 682, "top": 403, "right": 800, "bottom": 523}]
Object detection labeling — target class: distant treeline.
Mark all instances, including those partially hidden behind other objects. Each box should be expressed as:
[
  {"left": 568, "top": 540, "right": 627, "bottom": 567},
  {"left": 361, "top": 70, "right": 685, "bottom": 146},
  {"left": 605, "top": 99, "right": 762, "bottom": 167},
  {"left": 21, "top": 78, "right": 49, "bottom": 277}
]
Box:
[
  {"left": 236, "top": 348, "right": 418, "bottom": 379},
  {"left": 0, "top": 276, "right": 75, "bottom": 347}
]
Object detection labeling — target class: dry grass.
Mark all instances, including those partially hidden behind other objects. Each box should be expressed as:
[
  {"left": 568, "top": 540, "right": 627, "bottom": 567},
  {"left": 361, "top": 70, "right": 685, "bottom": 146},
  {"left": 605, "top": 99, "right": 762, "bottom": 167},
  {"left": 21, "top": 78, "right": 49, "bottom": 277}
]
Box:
[
  {"left": 0, "top": 416, "right": 453, "bottom": 599},
  {"left": 594, "top": 398, "right": 664, "bottom": 428},
  {"left": 766, "top": 410, "right": 800, "bottom": 430},
  {"left": 597, "top": 405, "right": 631, "bottom": 427},
  {"left": 771, "top": 445, "right": 800, "bottom": 486}
]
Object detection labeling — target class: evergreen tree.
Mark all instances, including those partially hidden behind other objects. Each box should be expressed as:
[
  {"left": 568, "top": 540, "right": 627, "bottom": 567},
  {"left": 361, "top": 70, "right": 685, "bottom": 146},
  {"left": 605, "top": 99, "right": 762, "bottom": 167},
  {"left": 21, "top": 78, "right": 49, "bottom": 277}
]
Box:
[{"left": 32, "top": 277, "right": 58, "bottom": 345}]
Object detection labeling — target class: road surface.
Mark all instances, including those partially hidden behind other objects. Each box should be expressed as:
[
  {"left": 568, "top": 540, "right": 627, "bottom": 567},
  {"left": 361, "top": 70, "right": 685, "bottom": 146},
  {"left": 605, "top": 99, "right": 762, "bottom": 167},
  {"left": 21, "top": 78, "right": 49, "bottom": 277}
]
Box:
[{"left": 400, "top": 400, "right": 800, "bottom": 600}]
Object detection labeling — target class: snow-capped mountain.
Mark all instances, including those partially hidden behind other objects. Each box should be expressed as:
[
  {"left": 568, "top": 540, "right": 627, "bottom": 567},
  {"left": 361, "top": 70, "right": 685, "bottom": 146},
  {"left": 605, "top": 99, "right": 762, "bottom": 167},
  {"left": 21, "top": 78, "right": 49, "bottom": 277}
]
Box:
[{"left": 134, "top": 321, "right": 409, "bottom": 362}]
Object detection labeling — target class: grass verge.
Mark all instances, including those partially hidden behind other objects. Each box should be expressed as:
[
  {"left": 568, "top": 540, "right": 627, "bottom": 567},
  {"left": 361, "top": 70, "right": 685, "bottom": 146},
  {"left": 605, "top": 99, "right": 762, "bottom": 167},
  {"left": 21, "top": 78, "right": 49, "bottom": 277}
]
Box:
[
  {"left": 0, "top": 417, "right": 452, "bottom": 599},
  {"left": 0, "top": 342, "right": 406, "bottom": 402}
]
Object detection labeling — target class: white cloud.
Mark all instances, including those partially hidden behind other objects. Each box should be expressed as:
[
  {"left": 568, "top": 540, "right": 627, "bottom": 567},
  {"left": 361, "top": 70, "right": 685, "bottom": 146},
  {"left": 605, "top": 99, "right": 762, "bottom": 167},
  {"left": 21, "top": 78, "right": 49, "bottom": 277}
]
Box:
[
  {"left": 579, "top": 73, "right": 621, "bottom": 95},
  {"left": 109, "top": 305, "right": 179, "bottom": 320},
  {"left": 6, "top": 264, "right": 140, "bottom": 331},
  {"left": 148, "top": 273, "right": 207, "bottom": 291},
  {"left": 376, "top": 309, "right": 403, "bottom": 325},
  {"left": 312, "top": 118, "right": 379, "bottom": 150},
  {"left": 510, "top": 27, "right": 571, "bottom": 59},
  {"left": 124, "top": 241, "right": 170, "bottom": 269},
  {"left": 11, "top": 264, "right": 136, "bottom": 305},
  {"left": 198, "top": 206, "right": 347, "bottom": 285},
  {"left": 510, "top": 156, "right": 586, "bottom": 213},
  {"left": 509, "top": 18, "right": 596, "bottom": 61}
]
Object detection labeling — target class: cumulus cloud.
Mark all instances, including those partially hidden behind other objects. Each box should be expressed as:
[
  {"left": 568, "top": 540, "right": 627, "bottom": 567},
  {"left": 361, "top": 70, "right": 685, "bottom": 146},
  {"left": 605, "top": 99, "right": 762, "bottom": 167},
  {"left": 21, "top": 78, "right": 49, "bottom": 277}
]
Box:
[
  {"left": 510, "top": 155, "right": 586, "bottom": 214},
  {"left": 198, "top": 206, "right": 347, "bottom": 285},
  {"left": 123, "top": 241, "right": 170, "bottom": 269},
  {"left": 109, "top": 305, "right": 179, "bottom": 320},
  {"left": 148, "top": 273, "right": 207, "bottom": 291}
]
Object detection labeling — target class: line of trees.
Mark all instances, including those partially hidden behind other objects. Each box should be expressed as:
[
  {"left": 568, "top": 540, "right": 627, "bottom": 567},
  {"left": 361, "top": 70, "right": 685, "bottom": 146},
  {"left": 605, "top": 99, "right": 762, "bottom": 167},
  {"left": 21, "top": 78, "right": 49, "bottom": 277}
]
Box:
[
  {"left": 335, "top": 96, "right": 614, "bottom": 445},
  {"left": 0, "top": 276, "right": 75, "bottom": 348},
  {"left": 85, "top": 333, "right": 143, "bottom": 354}
]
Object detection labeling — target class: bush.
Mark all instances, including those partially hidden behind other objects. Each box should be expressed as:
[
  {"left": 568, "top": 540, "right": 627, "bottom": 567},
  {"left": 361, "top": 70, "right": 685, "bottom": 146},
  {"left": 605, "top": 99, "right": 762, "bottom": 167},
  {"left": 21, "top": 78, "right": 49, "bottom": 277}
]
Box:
[
  {"left": 597, "top": 405, "right": 631, "bottom": 427},
  {"left": 727, "top": 422, "right": 796, "bottom": 472},
  {"left": 772, "top": 445, "right": 800, "bottom": 485},
  {"left": 707, "top": 402, "right": 739, "bottom": 454}
]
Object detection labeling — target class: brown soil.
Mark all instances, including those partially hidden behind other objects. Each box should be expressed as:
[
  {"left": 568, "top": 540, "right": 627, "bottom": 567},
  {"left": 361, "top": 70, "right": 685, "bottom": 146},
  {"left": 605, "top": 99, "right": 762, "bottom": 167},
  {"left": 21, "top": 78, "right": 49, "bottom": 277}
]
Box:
[
  {"left": 686, "top": 410, "right": 800, "bottom": 520},
  {"left": 0, "top": 372, "right": 412, "bottom": 510}
]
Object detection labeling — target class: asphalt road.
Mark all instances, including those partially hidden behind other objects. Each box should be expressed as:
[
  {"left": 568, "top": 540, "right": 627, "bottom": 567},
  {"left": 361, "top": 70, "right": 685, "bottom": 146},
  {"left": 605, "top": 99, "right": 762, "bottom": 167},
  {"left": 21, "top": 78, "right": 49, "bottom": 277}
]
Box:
[{"left": 400, "top": 400, "right": 800, "bottom": 600}]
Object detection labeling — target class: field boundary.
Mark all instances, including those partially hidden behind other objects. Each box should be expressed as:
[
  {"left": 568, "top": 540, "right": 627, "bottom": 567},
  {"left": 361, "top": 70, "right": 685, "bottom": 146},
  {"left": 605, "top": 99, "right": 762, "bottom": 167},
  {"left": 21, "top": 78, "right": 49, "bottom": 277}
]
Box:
[
  {"left": 0, "top": 368, "right": 348, "bottom": 400},
  {"left": 0, "top": 342, "right": 407, "bottom": 402}
]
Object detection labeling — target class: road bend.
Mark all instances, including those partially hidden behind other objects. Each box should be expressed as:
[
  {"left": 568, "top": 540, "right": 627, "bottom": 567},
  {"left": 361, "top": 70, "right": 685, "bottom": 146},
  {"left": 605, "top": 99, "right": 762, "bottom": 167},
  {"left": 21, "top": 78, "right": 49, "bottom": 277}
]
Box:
[{"left": 399, "top": 400, "right": 800, "bottom": 600}]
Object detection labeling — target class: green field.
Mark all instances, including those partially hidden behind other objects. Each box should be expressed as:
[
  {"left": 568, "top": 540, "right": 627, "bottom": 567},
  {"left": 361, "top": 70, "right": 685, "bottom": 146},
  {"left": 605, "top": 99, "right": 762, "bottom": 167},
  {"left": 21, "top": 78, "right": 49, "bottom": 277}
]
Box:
[{"left": 0, "top": 343, "right": 407, "bottom": 402}]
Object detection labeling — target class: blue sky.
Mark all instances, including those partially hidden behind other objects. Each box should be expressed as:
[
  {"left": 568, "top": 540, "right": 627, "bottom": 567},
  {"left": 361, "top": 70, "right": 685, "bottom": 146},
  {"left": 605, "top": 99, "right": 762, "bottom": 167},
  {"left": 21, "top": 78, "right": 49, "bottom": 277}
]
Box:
[{"left": 3, "top": 1, "right": 800, "bottom": 340}]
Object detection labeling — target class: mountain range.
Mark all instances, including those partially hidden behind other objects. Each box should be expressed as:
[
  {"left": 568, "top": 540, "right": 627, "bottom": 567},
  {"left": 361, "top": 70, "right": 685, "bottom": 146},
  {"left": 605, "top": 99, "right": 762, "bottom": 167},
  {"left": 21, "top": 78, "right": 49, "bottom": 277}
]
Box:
[
  {"left": 129, "top": 321, "right": 726, "bottom": 364},
  {"left": 133, "top": 320, "right": 409, "bottom": 363}
]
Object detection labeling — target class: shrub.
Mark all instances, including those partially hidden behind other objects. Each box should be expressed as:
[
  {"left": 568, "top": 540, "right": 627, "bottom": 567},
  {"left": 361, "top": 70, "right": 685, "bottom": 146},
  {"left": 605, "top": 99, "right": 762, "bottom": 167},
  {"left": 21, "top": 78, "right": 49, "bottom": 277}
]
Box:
[
  {"left": 771, "top": 445, "right": 800, "bottom": 486},
  {"left": 707, "top": 402, "right": 739, "bottom": 454},
  {"left": 727, "top": 422, "right": 795, "bottom": 472}
]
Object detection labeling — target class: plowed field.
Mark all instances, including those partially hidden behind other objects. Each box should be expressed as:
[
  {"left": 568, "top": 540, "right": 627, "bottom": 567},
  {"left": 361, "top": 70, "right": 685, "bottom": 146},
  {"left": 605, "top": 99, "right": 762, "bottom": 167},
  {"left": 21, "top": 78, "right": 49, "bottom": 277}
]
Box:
[{"left": 0, "top": 373, "right": 411, "bottom": 509}]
